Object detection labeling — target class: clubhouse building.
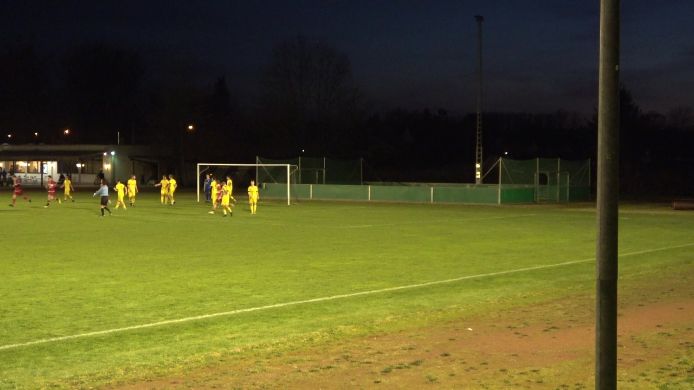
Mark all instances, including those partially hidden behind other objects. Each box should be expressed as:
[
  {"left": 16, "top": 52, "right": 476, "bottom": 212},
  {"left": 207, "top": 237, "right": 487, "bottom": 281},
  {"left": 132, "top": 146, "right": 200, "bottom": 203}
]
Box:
[{"left": 0, "top": 144, "right": 174, "bottom": 188}]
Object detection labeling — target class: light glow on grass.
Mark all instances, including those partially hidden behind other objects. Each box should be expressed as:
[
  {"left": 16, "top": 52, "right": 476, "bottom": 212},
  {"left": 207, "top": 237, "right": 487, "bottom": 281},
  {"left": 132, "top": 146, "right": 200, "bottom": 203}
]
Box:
[
  {"left": 1, "top": 192, "right": 692, "bottom": 387},
  {"left": 2, "top": 241, "right": 693, "bottom": 352}
]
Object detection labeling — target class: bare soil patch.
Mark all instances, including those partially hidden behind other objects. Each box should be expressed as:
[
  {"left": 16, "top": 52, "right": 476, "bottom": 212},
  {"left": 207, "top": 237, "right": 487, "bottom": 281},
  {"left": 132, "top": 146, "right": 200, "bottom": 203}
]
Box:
[{"left": 111, "top": 280, "right": 694, "bottom": 389}]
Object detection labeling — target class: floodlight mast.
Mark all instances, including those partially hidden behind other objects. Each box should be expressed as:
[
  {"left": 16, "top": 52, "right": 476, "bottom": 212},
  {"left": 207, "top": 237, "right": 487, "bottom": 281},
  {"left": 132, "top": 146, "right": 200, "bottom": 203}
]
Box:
[{"left": 474, "top": 15, "right": 484, "bottom": 184}]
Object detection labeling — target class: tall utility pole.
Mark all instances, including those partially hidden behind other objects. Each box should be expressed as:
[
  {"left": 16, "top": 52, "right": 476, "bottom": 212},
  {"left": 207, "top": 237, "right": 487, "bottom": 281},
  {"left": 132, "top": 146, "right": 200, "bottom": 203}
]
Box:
[
  {"left": 474, "top": 15, "right": 484, "bottom": 184},
  {"left": 596, "top": 0, "right": 620, "bottom": 388}
]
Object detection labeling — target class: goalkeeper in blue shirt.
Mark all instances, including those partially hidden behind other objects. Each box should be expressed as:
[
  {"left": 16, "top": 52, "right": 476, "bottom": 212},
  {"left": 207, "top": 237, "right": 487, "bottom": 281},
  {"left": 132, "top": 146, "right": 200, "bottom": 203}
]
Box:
[{"left": 204, "top": 173, "right": 212, "bottom": 202}]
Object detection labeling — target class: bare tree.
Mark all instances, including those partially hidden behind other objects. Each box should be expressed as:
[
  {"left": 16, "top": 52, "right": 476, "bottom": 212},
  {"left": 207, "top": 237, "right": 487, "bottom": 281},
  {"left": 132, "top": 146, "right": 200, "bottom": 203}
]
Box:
[
  {"left": 0, "top": 43, "right": 51, "bottom": 142},
  {"left": 667, "top": 106, "right": 694, "bottom": 130},
  {"left": 260, "top": 36, "right": 360, "bottom": 155},
  {"left": 62, "top": 43, "right": 144, "bottom": 143}
]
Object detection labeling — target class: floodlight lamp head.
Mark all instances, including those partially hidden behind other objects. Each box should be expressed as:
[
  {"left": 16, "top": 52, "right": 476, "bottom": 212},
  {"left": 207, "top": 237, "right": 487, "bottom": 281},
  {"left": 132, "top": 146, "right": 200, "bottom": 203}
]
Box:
[{"left": 475, "top": 15, "right": 484, "bottom": 22}]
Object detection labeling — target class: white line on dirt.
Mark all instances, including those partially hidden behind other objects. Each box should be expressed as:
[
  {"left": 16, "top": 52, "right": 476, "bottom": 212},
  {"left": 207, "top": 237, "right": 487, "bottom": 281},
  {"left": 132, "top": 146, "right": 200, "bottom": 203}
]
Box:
[{"left": 1, "top": 242, "right": 692, "bottom": 352}]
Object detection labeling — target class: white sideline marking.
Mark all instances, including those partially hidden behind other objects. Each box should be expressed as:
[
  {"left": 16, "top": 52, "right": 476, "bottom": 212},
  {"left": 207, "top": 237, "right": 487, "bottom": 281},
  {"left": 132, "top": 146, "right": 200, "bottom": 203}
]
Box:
[
  {"left": 1, "top": 242, "right": 692, "bottom": 352},
  {"left": 340, "top": 213, "right": 538, "bottom": 229}
]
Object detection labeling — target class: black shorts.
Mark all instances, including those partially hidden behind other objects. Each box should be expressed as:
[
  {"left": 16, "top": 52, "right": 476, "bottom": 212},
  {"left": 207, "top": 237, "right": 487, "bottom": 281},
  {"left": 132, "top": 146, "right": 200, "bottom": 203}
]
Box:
[{"left": 100, "top": 196, "right": 109, "bottom": 206}]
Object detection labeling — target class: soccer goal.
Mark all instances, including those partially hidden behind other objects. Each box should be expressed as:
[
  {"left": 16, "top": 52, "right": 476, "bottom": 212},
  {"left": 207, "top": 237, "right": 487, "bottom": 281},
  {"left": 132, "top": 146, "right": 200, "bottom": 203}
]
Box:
[{"left": 195, "top": 163, "right": 298, "bottom": 205}]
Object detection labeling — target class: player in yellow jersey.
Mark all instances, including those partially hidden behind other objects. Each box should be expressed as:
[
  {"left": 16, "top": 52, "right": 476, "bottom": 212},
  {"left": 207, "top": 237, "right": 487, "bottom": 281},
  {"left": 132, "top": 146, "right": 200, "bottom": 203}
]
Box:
[
  {"left": 247, "top": 180, "right": 259, "bottom": 214},
  {"left": 168, "top": 174, "right": 177, "bottom": 205},
  {"left": 127, "top": 175, "right": 138, "bottom": 206},
  {"left": 225, "top": 175, "right": 236, "bottom": 203},
  {"left": 61, "top": 175, "right": 75, "bottom": 202},
  {"left": 221, "top": 182, "right": 233, "bottom": 217},
  {"left": 154, "top": 175, "right": 169, "bottom": 204},
  {"left": 208, "top": 176, "right": 218, "bottom": 213},
  {"left": 113, "top": 179, "right": 127, "bottom": 209}
]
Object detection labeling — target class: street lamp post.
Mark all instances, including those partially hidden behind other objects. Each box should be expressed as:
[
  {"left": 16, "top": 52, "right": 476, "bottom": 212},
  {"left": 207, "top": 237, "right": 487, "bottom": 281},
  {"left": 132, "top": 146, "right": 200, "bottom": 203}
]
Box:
[
  {"left": 596, "top": 0, "right": 620, "bottom": 388},
  {"left": 177, "top": 124, "right": 195, "bottom": 185},
  {"left": 110, "top": 151, "right": 116, "bottom": 184}
]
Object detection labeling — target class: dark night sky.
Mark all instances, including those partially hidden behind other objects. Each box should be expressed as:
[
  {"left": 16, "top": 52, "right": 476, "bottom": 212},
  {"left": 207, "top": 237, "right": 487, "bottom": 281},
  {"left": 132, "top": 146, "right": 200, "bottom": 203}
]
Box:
[{"left": 2, "top": 0, "right": 693, "bottom": 115}]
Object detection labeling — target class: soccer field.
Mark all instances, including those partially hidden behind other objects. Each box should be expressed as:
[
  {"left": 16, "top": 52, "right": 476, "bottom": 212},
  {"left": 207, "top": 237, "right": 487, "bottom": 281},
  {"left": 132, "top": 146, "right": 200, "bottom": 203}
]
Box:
[{"left": 1, "top": 191, "right": 692, "bottom": 388}]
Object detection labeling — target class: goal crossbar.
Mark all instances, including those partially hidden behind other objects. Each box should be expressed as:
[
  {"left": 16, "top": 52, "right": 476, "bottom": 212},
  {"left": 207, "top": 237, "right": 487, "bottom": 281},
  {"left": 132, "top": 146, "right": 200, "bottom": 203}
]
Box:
[{"left": 196, "top": 163, "right": 295, "bottom": 205}]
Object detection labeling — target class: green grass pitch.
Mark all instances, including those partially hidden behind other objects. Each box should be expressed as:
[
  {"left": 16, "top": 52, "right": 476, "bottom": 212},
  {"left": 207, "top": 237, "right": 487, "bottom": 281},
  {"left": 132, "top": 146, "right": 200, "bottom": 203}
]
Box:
[{"left": 1, "top": 190, "right": 692, "bottom": 387}]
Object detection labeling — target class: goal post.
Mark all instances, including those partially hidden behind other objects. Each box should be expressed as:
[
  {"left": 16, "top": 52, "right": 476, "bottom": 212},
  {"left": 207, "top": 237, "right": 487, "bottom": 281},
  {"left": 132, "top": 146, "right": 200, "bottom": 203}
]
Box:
[{"left": 195, "top": 163, "right": 296, "bottom": 205}]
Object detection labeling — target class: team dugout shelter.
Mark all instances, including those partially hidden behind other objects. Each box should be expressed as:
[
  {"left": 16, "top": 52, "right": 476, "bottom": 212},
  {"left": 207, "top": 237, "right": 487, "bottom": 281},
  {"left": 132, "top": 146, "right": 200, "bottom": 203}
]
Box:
[{"left": 0, "top": 144, "right": 174, "bottom": 188}]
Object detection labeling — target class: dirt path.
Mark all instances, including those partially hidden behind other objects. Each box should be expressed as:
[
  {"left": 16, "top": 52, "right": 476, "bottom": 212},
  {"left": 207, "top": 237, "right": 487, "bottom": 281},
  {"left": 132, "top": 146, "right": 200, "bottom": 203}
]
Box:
[{"left": 112, "top": 282, "right": 694, "bottom": 389}]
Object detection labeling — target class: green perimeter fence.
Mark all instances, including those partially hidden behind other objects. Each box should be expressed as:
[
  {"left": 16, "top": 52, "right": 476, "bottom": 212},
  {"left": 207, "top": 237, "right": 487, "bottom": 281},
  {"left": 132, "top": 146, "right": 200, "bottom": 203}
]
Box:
[
  {"left": 257, "top": 156, "right": 362, "bottom": 184},
  {"left": 261, "top": 182, "right": 585, "bottom": 205},
  {"left": 259, "top": 158, "right": 591, "bottom": 205}
]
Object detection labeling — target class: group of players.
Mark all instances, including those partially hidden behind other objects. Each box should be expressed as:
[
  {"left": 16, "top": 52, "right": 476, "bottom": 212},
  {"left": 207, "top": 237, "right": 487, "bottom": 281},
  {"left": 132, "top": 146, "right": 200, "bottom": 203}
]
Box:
[
  {"left": 8, "top": 174, "right": 75, "bottom": 207},
  {"left": 204, "top": 174, "right": 259, "bottom": 217},
  {"left": 91, "top": 175, "right": 140, "bottom": 216},
  {"left": 153, "top": 174, "right": 177, "bottom": 205},
  {"left": 8, "top": 172, "right": 260, "bottom": 216},
  {"left": 112, "top": 175, "right": 142, "bottom": 209}
]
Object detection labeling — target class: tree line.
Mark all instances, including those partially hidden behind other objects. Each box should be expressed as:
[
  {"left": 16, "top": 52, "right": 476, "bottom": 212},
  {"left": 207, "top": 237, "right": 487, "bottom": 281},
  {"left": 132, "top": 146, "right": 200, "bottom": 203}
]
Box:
[{"left": 1, "top": 37, "right": 692, "bottom": 196}]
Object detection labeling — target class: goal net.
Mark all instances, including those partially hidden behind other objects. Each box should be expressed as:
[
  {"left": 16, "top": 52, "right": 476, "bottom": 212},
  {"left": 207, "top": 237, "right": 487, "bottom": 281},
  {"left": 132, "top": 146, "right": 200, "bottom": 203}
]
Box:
[
  {"left": 535, "top": 171, "right": 570, "bottom": 202},
  {"left": 491, "top": 157, "right": 591, "bottom": 203},
  {"left": 195, "top": 163, "right": 298, "bottom": 205}
]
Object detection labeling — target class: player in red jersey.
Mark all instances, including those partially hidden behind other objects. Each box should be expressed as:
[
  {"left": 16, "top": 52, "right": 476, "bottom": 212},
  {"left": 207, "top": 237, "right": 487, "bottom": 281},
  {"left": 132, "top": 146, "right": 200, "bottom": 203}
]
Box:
[
  {"left": 208, "top": 180, "right": 224, "bottom": 214},
  {"left": 44, "top": 175, "right": 59, "bottom": 208},
  {"left": 9, "top": 174, "right": 31, "bottom": 207},
  {"left": 216, "top": 181, "right": 223, "bottom": 207}
]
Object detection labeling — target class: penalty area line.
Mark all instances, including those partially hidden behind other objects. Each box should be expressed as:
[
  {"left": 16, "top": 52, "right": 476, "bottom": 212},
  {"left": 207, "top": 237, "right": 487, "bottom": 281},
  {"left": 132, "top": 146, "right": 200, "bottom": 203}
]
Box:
[{"left": 1, "top": 242, "right": 693, "bottom": 352}]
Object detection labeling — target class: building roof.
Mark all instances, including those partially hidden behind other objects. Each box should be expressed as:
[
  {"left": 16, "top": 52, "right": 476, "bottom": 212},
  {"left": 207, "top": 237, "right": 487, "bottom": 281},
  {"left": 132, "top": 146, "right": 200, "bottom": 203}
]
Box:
[{"left": 0, "top": 144, "right": 171, "bottom": 160}]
